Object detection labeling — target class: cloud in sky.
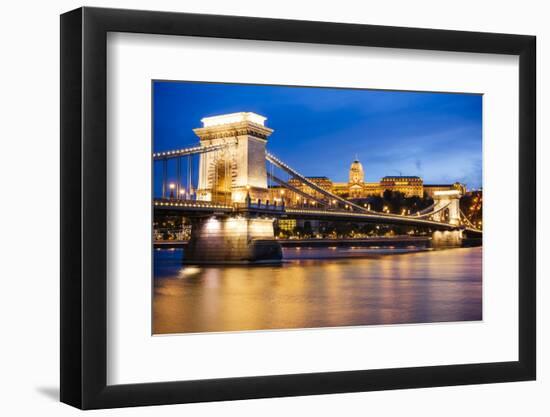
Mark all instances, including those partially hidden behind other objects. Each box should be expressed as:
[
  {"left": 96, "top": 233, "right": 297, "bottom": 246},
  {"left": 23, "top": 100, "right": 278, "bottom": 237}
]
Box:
[{"left": 153, "top": 81, "right": 482, "bottom": 189}]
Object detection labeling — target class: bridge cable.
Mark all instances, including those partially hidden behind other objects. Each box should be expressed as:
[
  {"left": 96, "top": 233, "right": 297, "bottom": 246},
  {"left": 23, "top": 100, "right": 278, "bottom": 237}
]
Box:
[
  {"left": 459, "top": 208, "right": 481, "bottom": 231},
  {"left": 267, "top": 172, "right": 329, "bottom": 208},
  {"left": 266, "top": 152, "right": 376, "bottom": 214}
]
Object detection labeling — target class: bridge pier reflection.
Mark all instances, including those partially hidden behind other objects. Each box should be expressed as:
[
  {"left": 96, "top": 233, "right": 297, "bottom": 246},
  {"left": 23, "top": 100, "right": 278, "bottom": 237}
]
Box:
[
  {"left": 430, "top": 230, "right": 463, "bottom": 248},
  {"left": 185, "top": 216, "right": 282, "bottom": 264}
]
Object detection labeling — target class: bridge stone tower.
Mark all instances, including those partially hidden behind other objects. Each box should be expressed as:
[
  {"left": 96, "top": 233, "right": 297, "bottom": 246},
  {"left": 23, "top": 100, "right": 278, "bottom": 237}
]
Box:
[
  {"left": 432, "top": 190, "right": 462, "bottom": 226},
  {"left": 186, "top": 112, "right": 282, "bottom": 263},
  {"left": 193, "top": 112, "right": 274, "bottom": 204}
]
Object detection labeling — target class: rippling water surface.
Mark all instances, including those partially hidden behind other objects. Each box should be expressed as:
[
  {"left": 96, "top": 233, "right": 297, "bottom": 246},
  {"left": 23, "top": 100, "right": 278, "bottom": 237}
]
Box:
[{"left": 153, "top": 246, "right": 482, "bottom": 334}]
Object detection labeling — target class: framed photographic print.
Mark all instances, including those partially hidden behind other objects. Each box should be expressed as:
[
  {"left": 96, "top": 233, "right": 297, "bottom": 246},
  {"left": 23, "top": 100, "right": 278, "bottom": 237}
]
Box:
[{"left": 60, "top": 7, "right": 536, "bottom": 409}]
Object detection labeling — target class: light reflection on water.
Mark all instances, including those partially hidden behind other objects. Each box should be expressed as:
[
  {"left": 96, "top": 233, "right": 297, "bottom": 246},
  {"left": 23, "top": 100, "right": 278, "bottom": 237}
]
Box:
[{"left": 153, "top": 246, "right": 482, "bottom": 334}]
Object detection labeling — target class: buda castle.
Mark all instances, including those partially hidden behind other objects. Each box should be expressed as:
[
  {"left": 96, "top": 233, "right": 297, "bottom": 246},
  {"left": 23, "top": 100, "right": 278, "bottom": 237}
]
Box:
[{"left": 281, "top": 157, "right": 465, "bottom": 204}]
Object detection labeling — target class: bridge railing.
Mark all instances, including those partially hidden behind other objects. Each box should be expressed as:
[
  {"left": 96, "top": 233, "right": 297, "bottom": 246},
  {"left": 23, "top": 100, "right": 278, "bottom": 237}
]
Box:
[
  {"left": 153, "top": 198, "right": 234, "bottom": 210},
  {"left": 236, "top": 198, "right": 286, "bottom": 212}
]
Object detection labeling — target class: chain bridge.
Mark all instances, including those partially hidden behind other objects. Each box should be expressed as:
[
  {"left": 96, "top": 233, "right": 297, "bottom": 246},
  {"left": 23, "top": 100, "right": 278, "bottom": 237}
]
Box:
[{"left": 153, "top": 112, "right": 482, "bottom": 263}]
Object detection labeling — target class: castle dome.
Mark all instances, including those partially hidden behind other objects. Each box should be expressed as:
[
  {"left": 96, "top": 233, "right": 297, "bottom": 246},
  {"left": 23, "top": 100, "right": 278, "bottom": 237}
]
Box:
[{"left": 349, "top": 158, "right": 364, "bottom": 184}]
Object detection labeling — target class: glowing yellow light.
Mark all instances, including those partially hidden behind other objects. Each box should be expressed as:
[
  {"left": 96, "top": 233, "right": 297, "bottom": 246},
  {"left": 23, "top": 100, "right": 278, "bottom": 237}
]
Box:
[
  {"left": 201, "top": 112, "right": 266, "bottom": 127},
  {"left": 169, "top": 183, "right": 175, "bottom": 190},
  {"left": 178, "top": 267, "right": 201, "bottom": 278}
]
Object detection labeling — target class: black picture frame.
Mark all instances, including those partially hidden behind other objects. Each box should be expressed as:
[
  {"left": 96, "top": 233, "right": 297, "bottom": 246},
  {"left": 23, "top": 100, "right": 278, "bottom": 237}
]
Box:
[{"left": 60, "top": 6, "right": 536, "bottom": 410}]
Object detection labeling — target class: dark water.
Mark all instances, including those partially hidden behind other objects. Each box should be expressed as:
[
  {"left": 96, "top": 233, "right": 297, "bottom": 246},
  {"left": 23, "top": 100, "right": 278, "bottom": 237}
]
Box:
[{"left": 153, "top": 246, "right": 482, "bottom": 334}]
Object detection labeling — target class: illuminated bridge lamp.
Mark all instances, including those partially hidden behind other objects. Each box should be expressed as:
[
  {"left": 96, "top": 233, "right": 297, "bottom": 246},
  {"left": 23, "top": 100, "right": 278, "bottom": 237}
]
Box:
[{"left": 169, "top": 183, "right": 175, "bottom": 199}]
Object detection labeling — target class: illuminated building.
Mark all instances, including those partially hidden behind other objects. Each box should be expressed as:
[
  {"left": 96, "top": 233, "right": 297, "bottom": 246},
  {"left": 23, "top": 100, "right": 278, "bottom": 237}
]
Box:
[
  {"left": 287, "top": 176, "right": 333, "bottom": 205},
  {"left": 349, "top": 158, "right": 364, "bottom": 185},
  {"left": 267, "top": 186, "right": 290, "bottom": 205},
  {"left": 277, "top": 219, "right": 297, "bottom": 232},
  {"left": 379, "top": 176, "right": 423, "bottom": 197},
  {"left": 333, "top": 158, "right": 424, "bottom": 198},
  {"left": 332, "top": 157, "right": 466, "bottom": 199},
  {"left": 333, "top": 159, "right": 380, "bottom": 198},
  {"left": 269, "top": 156, "right": 468, "bottom": 204}
]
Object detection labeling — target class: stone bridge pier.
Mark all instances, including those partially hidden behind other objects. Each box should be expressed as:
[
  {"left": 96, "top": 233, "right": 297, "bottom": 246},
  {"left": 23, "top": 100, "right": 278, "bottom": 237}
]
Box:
[
  {"left": 185, "top": 216, "right": 282, "bottom": 264},
  {"left": 431, "top": 229, "right": 464, "bottom": 248}
]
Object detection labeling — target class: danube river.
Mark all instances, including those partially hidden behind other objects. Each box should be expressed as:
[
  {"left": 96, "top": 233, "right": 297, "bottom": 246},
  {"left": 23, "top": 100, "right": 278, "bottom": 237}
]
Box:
[{"left": 153, "top": 246, "right": 482, "bottom": 334}]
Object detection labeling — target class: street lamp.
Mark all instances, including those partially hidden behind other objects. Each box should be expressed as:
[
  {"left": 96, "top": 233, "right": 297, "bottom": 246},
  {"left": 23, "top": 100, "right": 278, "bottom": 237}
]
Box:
[
  {"left": 169, "top": 183, "right": 175, "bottom": 199},
  {"left": 179, "top": 188, "right": 186, "bottom": 200}
]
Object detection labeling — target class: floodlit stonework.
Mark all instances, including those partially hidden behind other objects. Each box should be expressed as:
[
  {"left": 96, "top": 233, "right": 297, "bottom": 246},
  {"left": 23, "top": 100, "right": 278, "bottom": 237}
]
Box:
[
  {"left": 186, "top": 113, "right": 282, "bottom": 263},
  {"left": 432, "top": 190, "right": 462, "bottom": 226},
  {"left": 194, "top": 112, "right": 274, "bottom": 204},
  {"left": 185, "top": 217, "right": 282, "bottom": 263},
  {"left": 431, "top": 230, "right": 464, "bottom": 248}
]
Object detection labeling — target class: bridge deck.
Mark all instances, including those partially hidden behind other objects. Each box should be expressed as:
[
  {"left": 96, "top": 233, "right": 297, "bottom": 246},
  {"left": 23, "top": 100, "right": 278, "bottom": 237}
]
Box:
[{"left": 153, "top": 199, "right": 481, "bottom": 234}]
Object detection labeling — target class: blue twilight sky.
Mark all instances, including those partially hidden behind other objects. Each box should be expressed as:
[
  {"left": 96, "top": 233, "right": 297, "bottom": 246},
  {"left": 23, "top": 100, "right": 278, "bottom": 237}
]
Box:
[{"left": 153, "top": 81, "right": 482, "bottom": 189}]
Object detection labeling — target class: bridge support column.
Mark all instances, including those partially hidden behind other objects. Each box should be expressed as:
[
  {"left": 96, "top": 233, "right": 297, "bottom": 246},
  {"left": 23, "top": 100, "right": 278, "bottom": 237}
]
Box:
[
  {"left": 431, "top": 230, "right": 463, "bottom": 248},
  {"left": 185, "top": 216, "right": 282, "bottom": 264}
]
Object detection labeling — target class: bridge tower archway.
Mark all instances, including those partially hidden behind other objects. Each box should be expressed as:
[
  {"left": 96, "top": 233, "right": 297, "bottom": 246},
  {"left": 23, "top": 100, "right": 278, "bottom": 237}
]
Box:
[
  {"left": 209, "top": 153, "right": 235, "bottom": 204},
  {"left": 432, "top": 190, "right": 462, "bottom": 226}
]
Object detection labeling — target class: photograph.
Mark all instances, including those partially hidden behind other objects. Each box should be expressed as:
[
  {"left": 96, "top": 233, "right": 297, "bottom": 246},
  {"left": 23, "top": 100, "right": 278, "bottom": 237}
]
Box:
[
  {"left": 152, "top": 81, "right": 483, "bottom": 335},
  {"left": 1, "top": 0, "right": 542, "bottom": 413}
]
